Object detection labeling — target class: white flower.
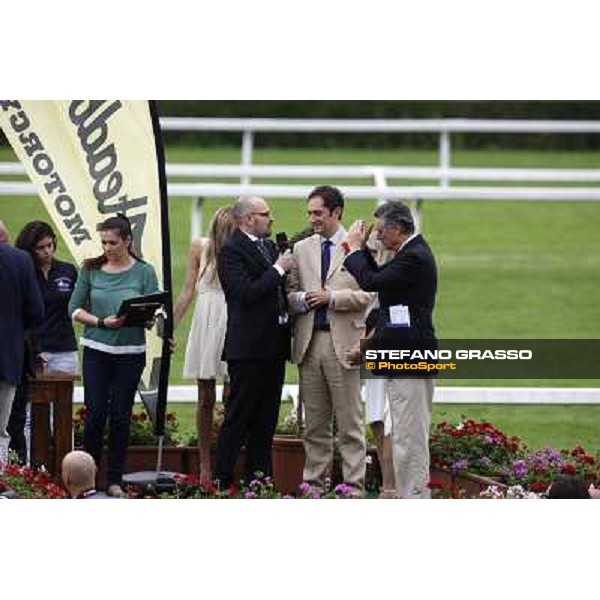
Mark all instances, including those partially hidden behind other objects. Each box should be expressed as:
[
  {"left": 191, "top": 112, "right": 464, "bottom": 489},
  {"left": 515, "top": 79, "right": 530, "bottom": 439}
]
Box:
[{"left": 479, "top": 485, "right": 505, "bottom": 499}]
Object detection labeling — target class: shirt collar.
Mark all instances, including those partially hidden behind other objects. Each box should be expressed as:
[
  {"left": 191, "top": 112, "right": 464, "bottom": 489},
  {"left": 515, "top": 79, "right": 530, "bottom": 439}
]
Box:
[
  {"left": 398, "top": 232, "right": 419, "bottom": 253},
  {"left": 242, "top": 230, "right": 260, "bottom": 243},
  {"left": 76, "top": 488, "right": 97, "bottom": 499},
  {"left": 320, "top": 226, "right": 345, "bottom": 246}
]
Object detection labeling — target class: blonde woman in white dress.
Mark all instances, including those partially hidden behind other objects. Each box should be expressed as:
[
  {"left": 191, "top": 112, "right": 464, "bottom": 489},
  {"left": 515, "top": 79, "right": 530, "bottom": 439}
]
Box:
[{"left": 173, "top": 207, "right": 235, "bottom": 486}]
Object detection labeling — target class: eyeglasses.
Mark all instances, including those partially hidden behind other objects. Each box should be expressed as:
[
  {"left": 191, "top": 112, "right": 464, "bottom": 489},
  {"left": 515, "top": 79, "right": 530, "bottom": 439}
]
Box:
[{"left": 251, "top": 211, "right": 271, "bottom": 218}]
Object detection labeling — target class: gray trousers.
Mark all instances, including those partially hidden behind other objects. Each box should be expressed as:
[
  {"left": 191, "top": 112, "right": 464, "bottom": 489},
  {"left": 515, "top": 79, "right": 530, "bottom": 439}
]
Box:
[
  {"left": 0, "top": 382, "right": 17, "bottom": 464},
  {"left": 387, "top": 377, "right": 435, "bottom": 499}
]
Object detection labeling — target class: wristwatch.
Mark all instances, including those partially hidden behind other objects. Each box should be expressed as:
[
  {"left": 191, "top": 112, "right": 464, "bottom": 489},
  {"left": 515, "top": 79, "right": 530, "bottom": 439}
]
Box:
[{"left": 97, "top": 317, "right": 105, "bottom": 328}]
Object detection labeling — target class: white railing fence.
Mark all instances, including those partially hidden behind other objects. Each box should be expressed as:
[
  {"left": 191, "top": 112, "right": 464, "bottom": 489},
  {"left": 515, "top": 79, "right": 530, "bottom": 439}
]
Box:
[{"left": 69, "top": 385, "right": 600, "bottom": 405}]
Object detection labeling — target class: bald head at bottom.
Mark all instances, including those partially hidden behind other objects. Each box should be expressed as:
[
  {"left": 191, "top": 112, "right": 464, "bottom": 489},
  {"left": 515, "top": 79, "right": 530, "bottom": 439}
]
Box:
[{"left": 62, "top": 450, "right": 97, "bottom": 491}]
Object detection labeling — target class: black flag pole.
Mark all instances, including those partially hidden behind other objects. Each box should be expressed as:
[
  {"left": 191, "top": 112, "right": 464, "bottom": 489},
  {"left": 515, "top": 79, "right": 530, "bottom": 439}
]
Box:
[
  {"left": 124, "top": 101, "right": 176, "bottom": 492},
  {"left": 151, "top": 100, "right": 173, "bottom": 476},
  {"left": 149, "top": 100, "right": 173, "bottom": 438}
]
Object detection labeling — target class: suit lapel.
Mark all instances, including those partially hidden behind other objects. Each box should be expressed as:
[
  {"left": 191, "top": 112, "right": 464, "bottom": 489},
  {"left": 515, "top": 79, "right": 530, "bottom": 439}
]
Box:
[
  {"left": 235, "top": 228, "right": 270, "bottom": 270},
  {"left": 326, "top": 245, "right": 345, "bottom": 281},
  {"left": 303, "top": 235, "right": 320, "bottom": 284},
  {"left": 325, "top": 227, "right": 347, "bottom": 281}
]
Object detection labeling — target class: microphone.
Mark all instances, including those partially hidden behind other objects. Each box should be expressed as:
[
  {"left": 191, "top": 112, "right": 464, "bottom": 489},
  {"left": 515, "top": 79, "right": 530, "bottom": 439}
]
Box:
[{"left": 275, "top": 232, "right": 289, "bottom": 255}]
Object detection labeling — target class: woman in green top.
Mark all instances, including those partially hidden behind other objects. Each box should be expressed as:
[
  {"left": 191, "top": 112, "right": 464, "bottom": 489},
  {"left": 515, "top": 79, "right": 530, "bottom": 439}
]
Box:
[{"left": 69, "top": 214, "right": 158, "bottom": 497}]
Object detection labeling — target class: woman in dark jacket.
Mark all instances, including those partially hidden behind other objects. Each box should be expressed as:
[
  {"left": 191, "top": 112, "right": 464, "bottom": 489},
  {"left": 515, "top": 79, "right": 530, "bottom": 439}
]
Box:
[{"left": 7, "top": 221, "right": 78, "bottom": 463}]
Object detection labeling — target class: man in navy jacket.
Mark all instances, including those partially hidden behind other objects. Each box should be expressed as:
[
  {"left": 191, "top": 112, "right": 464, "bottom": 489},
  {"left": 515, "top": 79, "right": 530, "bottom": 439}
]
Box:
[
  {"left": 343, "top": 201, "right": 437, "bottom": 499},
  {"left": 0, "top": 231, "right": 44, "bottom": 464}
]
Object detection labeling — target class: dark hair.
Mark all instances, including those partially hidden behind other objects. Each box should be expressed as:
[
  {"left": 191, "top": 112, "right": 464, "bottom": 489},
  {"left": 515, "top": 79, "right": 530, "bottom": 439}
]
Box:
[
  {"left": 307, "top": 185, "right": 344, "bottom": 217},
  {"left": 374, "top": 200, "right": 415, "bottom": 234},
  {"left": 84, "top": 214, "right": 142, "bottom": 270},
  {"left": 546, "top": 476, "right": 591, "bottom": 499},
  {"left": 15, "top": 221, "right": 57, "bottom": 264}
]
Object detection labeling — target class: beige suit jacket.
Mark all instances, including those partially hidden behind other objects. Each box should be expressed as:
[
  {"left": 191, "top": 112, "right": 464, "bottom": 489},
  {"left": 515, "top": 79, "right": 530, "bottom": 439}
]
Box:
[{"left": 287, "top": 232, "right": 373, "bottom": 368}]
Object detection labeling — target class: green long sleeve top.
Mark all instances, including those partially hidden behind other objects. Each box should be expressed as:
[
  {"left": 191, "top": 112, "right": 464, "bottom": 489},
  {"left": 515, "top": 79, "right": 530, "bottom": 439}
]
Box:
[{"left": 68, "top": 260, "right": 159, "bottom": 354}]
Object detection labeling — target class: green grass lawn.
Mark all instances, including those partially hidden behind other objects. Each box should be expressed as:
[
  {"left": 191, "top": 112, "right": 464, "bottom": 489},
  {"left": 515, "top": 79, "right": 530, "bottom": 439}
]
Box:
[
  {"left": 166, "top": 401, "right": 600, "bottom": 455},
  {"left": 2, "top": 146, "right": 600, "bottom": 389}
]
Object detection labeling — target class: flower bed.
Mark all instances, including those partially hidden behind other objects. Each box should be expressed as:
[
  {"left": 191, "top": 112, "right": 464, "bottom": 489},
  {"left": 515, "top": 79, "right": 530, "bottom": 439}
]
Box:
[
  {"left": 128, "top": 473, "right": 361, "bottom": 499},
  {"left": 504, "top": 445, "right": 599, "bottom": 493},
  {"left": 73, "top": 405, "right": 184, "bottom": 447},
  {"left": 0, "top": 463, "right": 67, "bottom": 499},
  {"left": 49, "top": 411, "right": 598, "bottom": 498},
  {"left": 429, "top": 418, "right": 600, "bottom": 495}
]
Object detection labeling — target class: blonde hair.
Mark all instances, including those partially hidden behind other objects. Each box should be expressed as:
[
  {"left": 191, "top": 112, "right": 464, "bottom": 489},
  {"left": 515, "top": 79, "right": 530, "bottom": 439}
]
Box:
[{"left": 200, "top": 206, "right": 236, "bottom": 282}]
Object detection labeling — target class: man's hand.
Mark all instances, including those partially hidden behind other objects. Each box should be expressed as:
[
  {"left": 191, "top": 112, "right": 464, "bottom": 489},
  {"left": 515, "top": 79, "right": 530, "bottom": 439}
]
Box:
[
  {"left": 345, "top": 343, "right": 361, "bottom": 366},
  {"left": 346, "top": 220, "right": 369, "bottom": 252},
  {"left": 306, "top": 290, "right": 330, "bottom": 310},
  {"left": 276, "top": 251, "right": 296, "bottom": 272}
]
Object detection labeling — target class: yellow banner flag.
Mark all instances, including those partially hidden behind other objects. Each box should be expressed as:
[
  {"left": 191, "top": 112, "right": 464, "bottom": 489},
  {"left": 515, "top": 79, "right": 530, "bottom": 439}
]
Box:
[{"left": 0, "top": 100, "right": 172, "bottom": 435}]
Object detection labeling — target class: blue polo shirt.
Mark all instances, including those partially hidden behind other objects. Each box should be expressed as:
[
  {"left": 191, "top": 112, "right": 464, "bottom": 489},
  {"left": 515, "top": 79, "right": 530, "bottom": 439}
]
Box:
[{"left": 35, "top": 259, "right": 78, "bottom": 353}]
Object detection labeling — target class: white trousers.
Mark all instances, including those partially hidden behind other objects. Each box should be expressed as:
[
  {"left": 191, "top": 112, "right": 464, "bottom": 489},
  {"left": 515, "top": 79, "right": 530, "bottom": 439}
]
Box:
[{"left": 386, "top": 377, "right": 435, "bottom": 499}]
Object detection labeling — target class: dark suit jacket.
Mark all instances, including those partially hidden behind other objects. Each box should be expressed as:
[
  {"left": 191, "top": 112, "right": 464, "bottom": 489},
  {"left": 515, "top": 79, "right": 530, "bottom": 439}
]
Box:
[
  {"left": 218, "top": 228, "right": 290, "bottom": 361},
  {"left": 344, "top": 234, "right": 437, "bottom": 341},
  {"left": 0, "top": 245, "right": 44, "bottom": 385}
]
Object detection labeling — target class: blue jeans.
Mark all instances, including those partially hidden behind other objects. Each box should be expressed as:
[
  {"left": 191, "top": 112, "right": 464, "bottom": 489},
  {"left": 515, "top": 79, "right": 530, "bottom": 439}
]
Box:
[{"left": 82, "top": 347, "right": 146, "bottom": 486}]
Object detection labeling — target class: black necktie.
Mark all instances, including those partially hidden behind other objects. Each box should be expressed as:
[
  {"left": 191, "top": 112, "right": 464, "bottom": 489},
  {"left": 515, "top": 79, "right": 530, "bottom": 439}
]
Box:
[
  {"left": 314, "top": 239, "right": 333, "bottom": 328},
  {"left": 256, "top": 239, "right": 272, "bottom": 263}
]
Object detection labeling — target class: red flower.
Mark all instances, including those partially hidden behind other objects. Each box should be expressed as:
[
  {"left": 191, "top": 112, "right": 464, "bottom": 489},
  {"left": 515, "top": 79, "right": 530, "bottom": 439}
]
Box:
[
  {"left": 571, "top": 445, "right": 586, "bottom": 457},
  {"left": 200, "top": 480, "right": 217, "bottom": 494},
  {"left": 530, "top": 481, "right": 548, "bottom": 493},
  {"left": 427, "top": 477, "right": 445, "bottom": 490},
  {"left": 560, "top": 464, "right": 577, "bottom": 475}
]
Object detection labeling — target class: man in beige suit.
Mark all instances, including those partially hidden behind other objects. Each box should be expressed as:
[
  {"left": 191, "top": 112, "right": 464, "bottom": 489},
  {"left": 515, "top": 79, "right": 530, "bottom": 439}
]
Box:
[{"left": 288, "top": 185, "right": 372, "bottom": 494}]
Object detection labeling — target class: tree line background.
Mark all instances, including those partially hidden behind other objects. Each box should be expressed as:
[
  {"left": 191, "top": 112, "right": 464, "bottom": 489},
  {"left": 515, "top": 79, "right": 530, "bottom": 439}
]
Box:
[
  {"left": 2, "top": 101, "right": 600, "bottom": 149},
  {"left": 155, "top": 101, "right": 600, "bottom": 150}
]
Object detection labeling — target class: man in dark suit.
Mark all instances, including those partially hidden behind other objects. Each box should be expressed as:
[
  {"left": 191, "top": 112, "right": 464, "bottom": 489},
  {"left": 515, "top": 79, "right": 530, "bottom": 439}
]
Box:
[
  {"left": 215, "top": 196, "right": 295, "bottom": 489},
  {"left": 343, "top": 200, "right": 437, "bottom": 499},
  {"left": 0, "top": 232, "right": 44, "bottom": 464}
]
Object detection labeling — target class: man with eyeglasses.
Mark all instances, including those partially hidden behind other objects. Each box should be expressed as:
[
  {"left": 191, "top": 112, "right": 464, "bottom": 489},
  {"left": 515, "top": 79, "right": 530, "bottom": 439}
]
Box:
[{"left": 215, "top": 196, "right": 295, "bottom": 489}]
